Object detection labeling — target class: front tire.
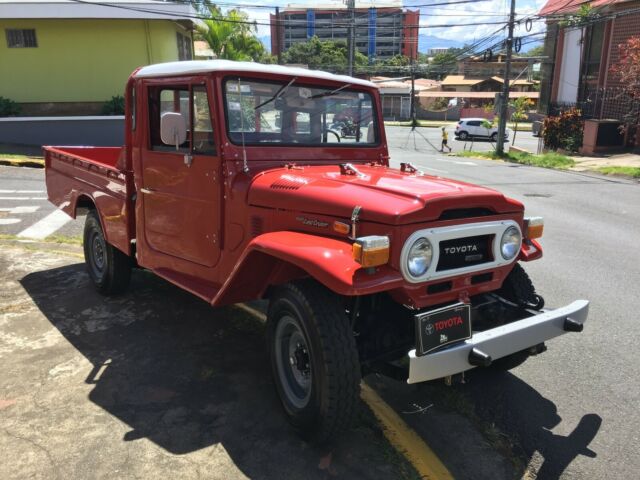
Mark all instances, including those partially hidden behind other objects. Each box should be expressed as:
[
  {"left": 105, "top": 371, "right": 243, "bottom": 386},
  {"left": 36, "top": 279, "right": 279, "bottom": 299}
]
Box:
[
  {"left": 267, "top": 280, "right": 360, "bottom": 444},
  {"left": 83, "top": 210, "right": 131, "bottom": 295},
  {"left": 491, "top": 263, "right": 543, "bottom": 371}
]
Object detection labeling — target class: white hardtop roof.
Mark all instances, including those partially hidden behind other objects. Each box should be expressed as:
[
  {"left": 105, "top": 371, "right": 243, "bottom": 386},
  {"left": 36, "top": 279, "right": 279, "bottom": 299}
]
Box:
[
  {"left": 134, "top": 60, "right": 378, "bottom": 88},
  {"left": 0, "top": 0, "right": 195, "bottom": 20}
]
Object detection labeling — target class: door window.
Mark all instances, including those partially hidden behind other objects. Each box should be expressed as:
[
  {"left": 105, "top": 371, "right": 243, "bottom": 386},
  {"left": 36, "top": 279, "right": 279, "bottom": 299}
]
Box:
[{"left": 148, "top": 84, "right": 216, "bottom": 155}]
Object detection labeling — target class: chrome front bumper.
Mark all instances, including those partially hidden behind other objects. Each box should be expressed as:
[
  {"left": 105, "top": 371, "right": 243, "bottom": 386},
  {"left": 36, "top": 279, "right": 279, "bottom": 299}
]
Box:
[{"left": 407, "top": 300, "right": 589, "bottom": 384}]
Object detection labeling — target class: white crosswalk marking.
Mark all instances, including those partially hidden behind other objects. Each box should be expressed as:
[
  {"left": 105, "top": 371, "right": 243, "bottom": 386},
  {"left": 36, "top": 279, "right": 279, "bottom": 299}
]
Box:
[
  {"left": 0, "top": 206, "right": 40, "bottom": 214},
  {"left": 17, "top": 210, "right": 71, "bottom": 239},
  {"left": 0, "top": 219, "right": 21, "bottom": 225},
  {"left": 0, "top": 189, "right": 44, "bottom": 194},
  {"left": 0, "top": 196, "right": 48, "bottom": 200}
]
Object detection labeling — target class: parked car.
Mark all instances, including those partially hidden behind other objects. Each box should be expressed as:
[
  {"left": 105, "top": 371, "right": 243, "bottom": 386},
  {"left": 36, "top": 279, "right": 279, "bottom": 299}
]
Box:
[
  {"left": 44, "top": 61, "right": 588, "bottom": 443},
  {"left": 455, "top": 117, "right": 510, "bottom": 141}
]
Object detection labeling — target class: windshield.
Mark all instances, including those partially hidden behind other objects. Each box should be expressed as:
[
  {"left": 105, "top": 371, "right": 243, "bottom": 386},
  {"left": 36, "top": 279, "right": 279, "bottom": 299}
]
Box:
[{"left": 223, "top": 78, "right": 379, "bottom": 146}]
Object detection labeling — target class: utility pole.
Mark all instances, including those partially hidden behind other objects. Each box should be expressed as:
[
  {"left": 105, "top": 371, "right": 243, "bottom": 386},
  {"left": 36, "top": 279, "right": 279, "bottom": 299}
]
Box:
[
  {"left": 347, "top": 0, "right": 355, "bottom": 76},
  {"left": 275, "top": 6, "right": 282, "bottom": 65},
  {"left": 410, "top": 66, "right": 416, "bottom": 128},
  {"left": 496, "top": 0, "right": 516, "bottom": 155}
]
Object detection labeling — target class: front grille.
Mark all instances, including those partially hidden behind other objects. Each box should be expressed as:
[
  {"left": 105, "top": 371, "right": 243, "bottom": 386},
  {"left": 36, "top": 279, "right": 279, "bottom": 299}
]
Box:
[{"left": 436, "top": 235, "right": 493, "bottom": 271}]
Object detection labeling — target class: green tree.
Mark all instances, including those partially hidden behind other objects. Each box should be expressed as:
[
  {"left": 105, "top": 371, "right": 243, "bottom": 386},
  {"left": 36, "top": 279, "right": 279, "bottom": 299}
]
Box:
[
  {"left": 523, "top": 45, "right": 544, "bottom": 57},
  {"left": 425, "top": 50, "right": 462, "bottom": 80},
  {"left": 509, "top": 96, "right": 534, "bottom": 144},
  {"left": 282, "top": 37, "right": 368, "bottom": 73},
  {"left": 197, "top": 5, "right": 267, "bottom": 62}
]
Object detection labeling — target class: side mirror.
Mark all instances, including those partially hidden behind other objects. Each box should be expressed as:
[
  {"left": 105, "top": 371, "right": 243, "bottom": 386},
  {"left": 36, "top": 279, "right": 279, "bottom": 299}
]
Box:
[{"left": 160, "top": 112, "right": 187, "bottom": 148}]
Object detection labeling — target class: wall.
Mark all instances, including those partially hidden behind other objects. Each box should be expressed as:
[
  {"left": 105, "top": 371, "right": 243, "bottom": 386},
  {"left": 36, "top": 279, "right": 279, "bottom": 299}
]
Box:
[
  {"left": 0, "top": 19, "right": 187, "bottom": 105},
  {"left": 0, "top": 116, "right": 124, "bottom": 146},
  {"left": 556, "top": 27, "right": 582, "bottom": 103}
]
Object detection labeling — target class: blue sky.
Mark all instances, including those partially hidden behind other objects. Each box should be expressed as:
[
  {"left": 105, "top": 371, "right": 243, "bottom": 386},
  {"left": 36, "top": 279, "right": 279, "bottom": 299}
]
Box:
[{"left": 231, "top": 0, "right": 548, "bottom": 48}]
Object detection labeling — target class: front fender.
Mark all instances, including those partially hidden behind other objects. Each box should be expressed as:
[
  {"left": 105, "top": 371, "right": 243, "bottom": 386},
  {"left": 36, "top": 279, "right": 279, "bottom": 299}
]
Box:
[{"left": 211, "top": 231, "right": 403, "bottom": 307}]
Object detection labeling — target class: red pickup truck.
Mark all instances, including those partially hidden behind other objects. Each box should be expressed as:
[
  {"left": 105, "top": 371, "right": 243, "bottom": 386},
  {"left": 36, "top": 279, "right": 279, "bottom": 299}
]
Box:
[{"left": 45, "top": 60, "right": 588, "bottom": 443}]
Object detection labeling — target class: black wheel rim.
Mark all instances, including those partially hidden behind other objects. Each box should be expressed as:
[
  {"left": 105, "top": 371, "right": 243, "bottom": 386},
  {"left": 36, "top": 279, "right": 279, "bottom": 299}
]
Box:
[
  {"left": 274, "top": 315, "right": 312, "bottom": 409},
  {"left": 88, "top": 230, "right": 106, "bottom": 281}
]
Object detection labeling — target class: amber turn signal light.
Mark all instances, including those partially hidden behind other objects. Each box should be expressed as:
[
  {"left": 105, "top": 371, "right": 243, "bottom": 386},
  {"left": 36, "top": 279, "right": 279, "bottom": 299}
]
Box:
[
  {"left": 333, "top": 221, "right": 351, "bottom": 235},
  {"left": 524, "top": 217, "right": 544, "bottom": 239},
  {"left": 352, "top": 236, "right": 390, "bottom": 268}
]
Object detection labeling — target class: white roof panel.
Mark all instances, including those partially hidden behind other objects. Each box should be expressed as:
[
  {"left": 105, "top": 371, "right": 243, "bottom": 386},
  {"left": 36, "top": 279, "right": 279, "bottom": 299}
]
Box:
[
  {"left": 134, "top": 60, "right": 377, "bottom": 88},
  {"left": 0, "top": 0, "right": 195, "bottom": 20}
]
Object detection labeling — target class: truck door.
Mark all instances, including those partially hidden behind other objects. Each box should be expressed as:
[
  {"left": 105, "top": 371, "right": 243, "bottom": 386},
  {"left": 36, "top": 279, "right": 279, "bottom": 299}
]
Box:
[{"left": 140, "top": 82, "right": 221, "bottom": 268}]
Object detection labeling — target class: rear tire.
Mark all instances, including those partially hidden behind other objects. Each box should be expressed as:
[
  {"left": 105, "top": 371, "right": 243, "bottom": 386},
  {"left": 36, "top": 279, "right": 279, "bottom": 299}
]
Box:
[
  {"left": 267, "top": 280, "right": 360, "bottom": 444},
  {"left": 83, "top": 210, "right": 131, "bottom": 295},
  {"left": 458, "top": 131, "right": 469, "bottom": 140}
]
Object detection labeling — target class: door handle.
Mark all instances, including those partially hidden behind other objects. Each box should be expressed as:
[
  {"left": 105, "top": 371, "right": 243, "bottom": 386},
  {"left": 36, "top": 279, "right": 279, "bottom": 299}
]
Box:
[{"left": 140, "top": 187, "right": 156, "bottom": 194}]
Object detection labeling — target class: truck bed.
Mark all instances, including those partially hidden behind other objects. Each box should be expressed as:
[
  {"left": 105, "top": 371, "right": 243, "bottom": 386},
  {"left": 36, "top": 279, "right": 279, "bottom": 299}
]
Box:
[{"left": 44, "top": 146, "right": 134, "bottom": 255}]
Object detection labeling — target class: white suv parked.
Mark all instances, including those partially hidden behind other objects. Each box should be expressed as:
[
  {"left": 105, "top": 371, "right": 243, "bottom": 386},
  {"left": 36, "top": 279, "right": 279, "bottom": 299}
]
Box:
[{"left": 454, "top": 118, "right": 510, "bottom": 141}]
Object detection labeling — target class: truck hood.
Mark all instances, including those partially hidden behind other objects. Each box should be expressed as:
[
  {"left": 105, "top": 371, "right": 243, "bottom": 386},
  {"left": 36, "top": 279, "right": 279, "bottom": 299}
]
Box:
[{"left": 248, "top": 164, "right": 522, "bottom": 225}]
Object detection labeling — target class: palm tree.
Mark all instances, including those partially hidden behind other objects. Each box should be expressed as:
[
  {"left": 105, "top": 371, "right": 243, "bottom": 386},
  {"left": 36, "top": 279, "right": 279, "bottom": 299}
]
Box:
[{"left": 197, "top": 6, "right": 266, "bottom": 62}]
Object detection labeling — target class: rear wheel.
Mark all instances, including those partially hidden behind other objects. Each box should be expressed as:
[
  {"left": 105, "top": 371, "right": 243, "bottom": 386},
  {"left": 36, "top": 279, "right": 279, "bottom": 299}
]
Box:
[
  {"left": 267, "top": 280, "right": 360, "bottom": 444},
  {"left": 458, "top": 131, "right": 469, "bottom": 140},
  {"left": 83, "top": 210, "right": 131, "bottom": 295}
]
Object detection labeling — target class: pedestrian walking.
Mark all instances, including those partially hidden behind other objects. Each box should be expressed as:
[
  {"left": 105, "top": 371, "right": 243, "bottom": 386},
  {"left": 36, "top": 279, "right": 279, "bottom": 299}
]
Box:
[{"left": 441, "top": 127, "right": 452, "bottom": 152}]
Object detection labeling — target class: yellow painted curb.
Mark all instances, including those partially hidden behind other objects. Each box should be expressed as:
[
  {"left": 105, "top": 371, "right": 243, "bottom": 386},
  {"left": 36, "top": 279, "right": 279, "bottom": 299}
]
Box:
[{"left": 361, "top": 383, "right": 454, "bottom": 480}]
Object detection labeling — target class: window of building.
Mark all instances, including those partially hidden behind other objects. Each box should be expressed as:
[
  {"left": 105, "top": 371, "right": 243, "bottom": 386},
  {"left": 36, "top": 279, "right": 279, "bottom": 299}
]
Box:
[
  {"left": 6, "top": 29, "right": 37, "bottom": 48},
  {"left": 176, "top": 33, "right": 192, "bottom": 61}
]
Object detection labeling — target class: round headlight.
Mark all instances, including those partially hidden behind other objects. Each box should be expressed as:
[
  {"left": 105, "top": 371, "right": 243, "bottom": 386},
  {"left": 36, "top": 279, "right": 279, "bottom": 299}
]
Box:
[
  {"left": 407, "top": 238, "right": 433, "bottom": 277},
  {"left": 500, "top": 226, "right": 521, "bottom": 260}
]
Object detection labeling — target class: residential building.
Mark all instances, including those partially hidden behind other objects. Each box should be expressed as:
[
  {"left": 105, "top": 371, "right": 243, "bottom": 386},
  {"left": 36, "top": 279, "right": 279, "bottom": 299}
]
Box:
[
  {"left": 440, "top": 75, "right": 537, "bottom": 93},
  {"left": 0, "top": 0, "right": 196, "bottom": 115},
  {"left": 457, "top": 54, "right": 534, "bottom": 80},
  {"left": 538, "top": 0, "right": 640, "bottom": 151},
  {"left": 270, "top": 2, "right": 419, "bottom": 63},
  {"left": 426, "top": 48, "right": 450, "bottom": 56}
]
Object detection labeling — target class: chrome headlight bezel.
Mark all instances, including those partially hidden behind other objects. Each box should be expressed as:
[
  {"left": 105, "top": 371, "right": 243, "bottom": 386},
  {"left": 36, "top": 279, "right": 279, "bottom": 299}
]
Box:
[
  {"left": 405, "top": 237, "right": 433, "bottom": 278},
  {"left": 500, "top": 225, "right": 522, "bottom": 260}
]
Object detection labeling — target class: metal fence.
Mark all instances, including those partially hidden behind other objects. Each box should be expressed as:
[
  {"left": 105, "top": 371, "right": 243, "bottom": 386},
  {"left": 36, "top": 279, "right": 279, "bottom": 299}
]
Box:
[{"left": 549, "top": 86, "right": 640, "bottom": 122}]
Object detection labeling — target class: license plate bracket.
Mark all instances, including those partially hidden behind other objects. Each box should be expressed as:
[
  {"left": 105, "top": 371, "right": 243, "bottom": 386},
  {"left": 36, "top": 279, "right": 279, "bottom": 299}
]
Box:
[{"left": 415, "top": 303, "right": 472, "bottom": 356}]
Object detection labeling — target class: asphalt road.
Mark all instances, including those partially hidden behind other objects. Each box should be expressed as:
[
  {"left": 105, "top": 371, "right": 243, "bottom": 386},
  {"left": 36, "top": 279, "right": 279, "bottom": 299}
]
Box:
[
  {"left": 1, "top": 128, "right": 639, "bottom": 478},
  {"left": 384, "top": 125, "right": 640, "bottom": 479}
]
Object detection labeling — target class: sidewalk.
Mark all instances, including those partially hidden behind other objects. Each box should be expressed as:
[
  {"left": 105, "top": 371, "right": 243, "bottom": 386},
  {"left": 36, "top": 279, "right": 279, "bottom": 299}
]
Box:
[{"left": 569, "top": 152, "right": 640, "bottom": 178}]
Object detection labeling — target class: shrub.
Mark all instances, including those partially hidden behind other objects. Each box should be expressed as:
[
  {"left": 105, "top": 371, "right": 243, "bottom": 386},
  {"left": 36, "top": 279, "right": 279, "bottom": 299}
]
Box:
[
  {"left": 101, "top": 95, "right": 125, "bottom": 115},
  {"left": 543, "top": 108, "right": 583, "bottom": 152},
  {"left": 0, "top": 96, "right": 21, "bottom": 117}
]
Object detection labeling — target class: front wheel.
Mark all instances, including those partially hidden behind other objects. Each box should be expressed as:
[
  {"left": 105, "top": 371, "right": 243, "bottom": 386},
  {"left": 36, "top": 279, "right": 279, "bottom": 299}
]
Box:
[
  {"left": 491, "top": 132, "right": 498, "bottom": 141},
  {"left": 83, "top": 210, "right": 131, "bottom": 295},
  {"left": 267, "top": 280, "right": 360, "bottom": 444}
]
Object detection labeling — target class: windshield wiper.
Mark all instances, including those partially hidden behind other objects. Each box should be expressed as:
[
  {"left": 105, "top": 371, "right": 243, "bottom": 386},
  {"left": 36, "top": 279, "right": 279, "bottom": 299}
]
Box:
[
  {"left": 310, "top": 83, "right": 352, "bottom": 99},
  {"left": 254, "top": 77, "right": 297, "bottom": 110}
]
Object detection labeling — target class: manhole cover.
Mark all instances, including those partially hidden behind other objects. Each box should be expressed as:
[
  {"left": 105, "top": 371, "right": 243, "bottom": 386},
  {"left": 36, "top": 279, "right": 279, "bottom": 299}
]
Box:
[{"left": 524, "top": 193, "right": 552, "bottom": 198}]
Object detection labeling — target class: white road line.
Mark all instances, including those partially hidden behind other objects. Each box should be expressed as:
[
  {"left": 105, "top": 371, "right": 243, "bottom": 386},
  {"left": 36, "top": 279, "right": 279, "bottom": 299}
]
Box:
[
  {"left": 0, "top": 218, "right": 21, "bottom": 225},
  {"left": 0, "top": 196, "right": 48, "bottom": 200},
  {"left": 17, "top": 210, "right": 71, "bottom": 239},
  {"left": 453, "top": 161, "right": 478, "bottom": 166},
  {"left": 0, "top": 206, "right": 40, "bottom": 214},
  {"left": 425, "top": 167, "right": 449, "bottom": 173}
]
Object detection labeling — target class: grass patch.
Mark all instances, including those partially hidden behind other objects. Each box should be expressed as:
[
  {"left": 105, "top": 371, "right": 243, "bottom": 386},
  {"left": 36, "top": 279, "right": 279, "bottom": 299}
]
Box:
[
  {"left": 0, "top": 152, "right": 43, "bottom": 160},
  {"left": 597, "top": 166, "right": 640, "bottom": 178},
  {"left": 457, "top": 150, "right": 575, "bottom": 169},
  {"left": 0, "top": 233, "right": 82, "bottom": 245}
]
